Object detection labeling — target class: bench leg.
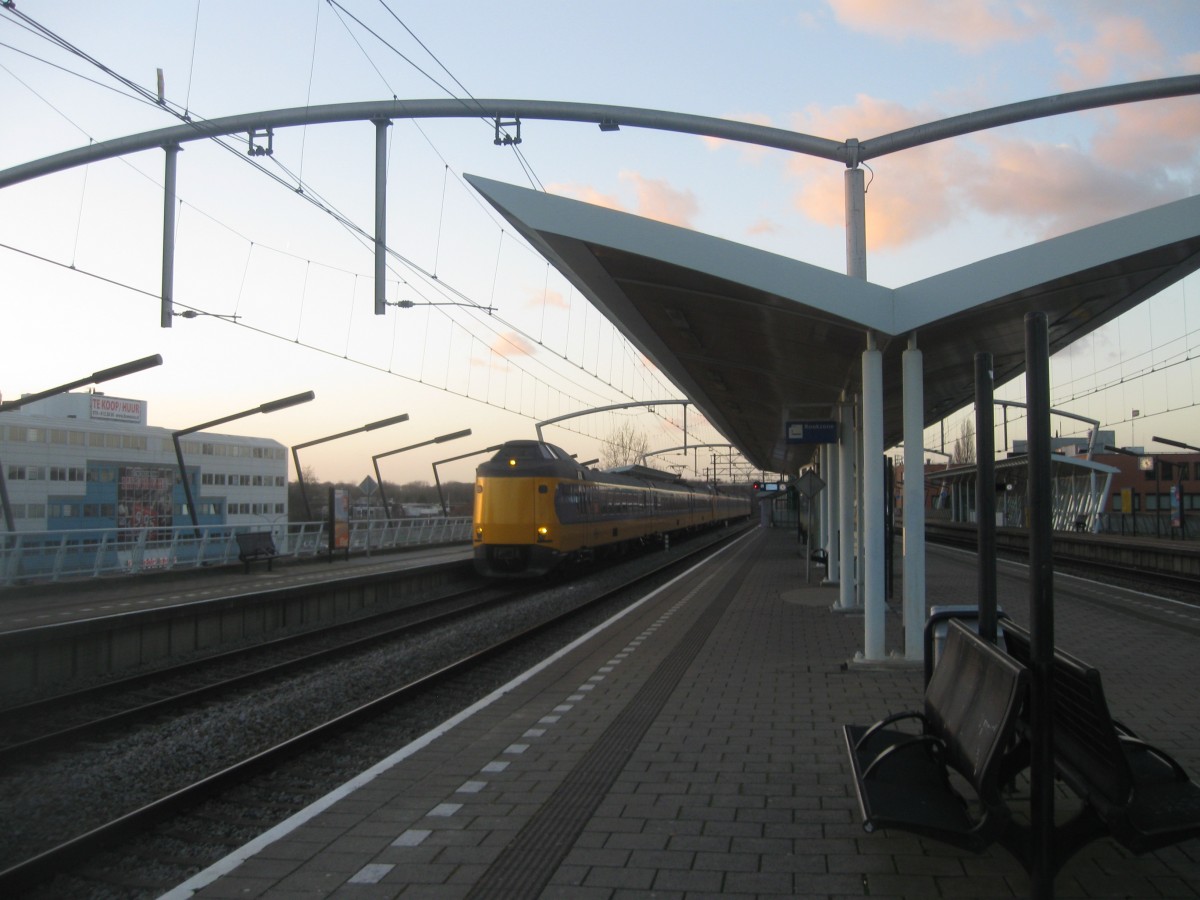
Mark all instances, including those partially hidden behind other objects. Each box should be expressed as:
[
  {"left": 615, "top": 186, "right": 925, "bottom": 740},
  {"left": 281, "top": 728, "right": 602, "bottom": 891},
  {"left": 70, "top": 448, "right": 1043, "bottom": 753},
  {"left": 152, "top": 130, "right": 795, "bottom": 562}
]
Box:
[{"left": 999, "top": 804, "right": 1108, "bottom": 879}]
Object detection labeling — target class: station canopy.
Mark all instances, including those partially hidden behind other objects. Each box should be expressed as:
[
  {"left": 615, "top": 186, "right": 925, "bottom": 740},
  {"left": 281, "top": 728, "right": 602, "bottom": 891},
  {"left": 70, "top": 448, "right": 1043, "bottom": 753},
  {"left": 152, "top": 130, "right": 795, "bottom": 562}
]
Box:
[{"left": 468, "top": 176, "right": 1200, "bottom": 474}]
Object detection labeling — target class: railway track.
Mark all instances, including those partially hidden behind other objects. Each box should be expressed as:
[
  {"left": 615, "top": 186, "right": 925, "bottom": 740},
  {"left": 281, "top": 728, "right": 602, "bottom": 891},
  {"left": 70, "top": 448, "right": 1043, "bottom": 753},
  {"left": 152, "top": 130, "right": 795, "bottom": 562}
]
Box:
[
  {"left": 0, "top": 524, "right": 750, "bottom": 898},
  {"left": 0, "top": 582, "right": 505, "bottom": 762},
  {"left": 925, "top": 526, "right": 1200, "bottom": 601}
]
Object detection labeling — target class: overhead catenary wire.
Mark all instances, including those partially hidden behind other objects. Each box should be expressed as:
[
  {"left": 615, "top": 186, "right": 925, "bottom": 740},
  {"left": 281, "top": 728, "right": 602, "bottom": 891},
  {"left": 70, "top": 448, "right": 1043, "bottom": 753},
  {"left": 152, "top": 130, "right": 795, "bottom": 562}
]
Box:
[{"left": 6, "top": 3, "right": 677, "bottom": 413}]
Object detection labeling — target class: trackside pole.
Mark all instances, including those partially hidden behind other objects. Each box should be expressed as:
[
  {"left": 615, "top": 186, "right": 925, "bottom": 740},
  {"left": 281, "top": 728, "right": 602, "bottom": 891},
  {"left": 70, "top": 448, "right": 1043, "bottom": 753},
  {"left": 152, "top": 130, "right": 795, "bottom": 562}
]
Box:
[
  {"left": 1026, "top": 312, "right": 1056, "bottom": 899},
  {"left": 976, "top": 352, "right": 997, "bottom": 643}
]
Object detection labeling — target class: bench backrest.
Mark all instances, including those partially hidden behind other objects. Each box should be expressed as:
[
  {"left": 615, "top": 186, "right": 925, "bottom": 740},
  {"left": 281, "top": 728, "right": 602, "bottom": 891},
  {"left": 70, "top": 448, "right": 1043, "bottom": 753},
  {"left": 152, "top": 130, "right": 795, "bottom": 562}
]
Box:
[
  {"left": 1001, "top": 622, "right": 1132, "bottom": 808},
  {"left": 926, "top": 619, "right": 1029, "bottom": 793},
  {"left": 236, "top": 531, "right": 275, "bottom": 551}
]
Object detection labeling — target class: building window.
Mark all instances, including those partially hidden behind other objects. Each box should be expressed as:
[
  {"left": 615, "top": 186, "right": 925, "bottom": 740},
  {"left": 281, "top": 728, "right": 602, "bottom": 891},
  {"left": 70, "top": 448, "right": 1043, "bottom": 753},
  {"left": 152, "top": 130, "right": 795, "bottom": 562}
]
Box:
[{"left": 7, "top": 465, "right": 26, "bottom": 480}]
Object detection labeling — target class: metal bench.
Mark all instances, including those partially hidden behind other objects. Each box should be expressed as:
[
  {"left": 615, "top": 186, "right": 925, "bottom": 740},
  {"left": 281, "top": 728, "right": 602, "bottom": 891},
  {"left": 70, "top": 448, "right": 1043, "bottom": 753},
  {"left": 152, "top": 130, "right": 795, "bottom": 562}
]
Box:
[
  {"left": 842, "top": 619, "right": 1029, "bottom": 852},
  {"left": 235, "top": 530, "right": 278, "bottom": 573},
  {"left": 1003, "top": 622, "right": 1200, "bottom": 857}
]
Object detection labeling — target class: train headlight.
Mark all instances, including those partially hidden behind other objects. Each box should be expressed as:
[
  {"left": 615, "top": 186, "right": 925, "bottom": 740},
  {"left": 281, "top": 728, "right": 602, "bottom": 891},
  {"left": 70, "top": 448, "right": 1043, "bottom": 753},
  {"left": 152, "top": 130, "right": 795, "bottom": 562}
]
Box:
[
  {"left": 475, "top": 526, "right": 484, "bottom": 542},
  {"left": 536, "top": 525, "right": 550, "bottom": 542},
  {"left": 508, "top": 458, "right": 517, "bottom": 467}
]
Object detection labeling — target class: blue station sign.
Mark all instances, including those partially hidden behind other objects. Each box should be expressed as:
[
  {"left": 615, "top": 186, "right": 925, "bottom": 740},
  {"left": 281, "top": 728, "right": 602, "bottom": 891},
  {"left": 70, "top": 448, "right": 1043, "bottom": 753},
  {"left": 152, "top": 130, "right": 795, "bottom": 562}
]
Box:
[{"left": 786, "top": 420, "right": 837, "bottom": 444}]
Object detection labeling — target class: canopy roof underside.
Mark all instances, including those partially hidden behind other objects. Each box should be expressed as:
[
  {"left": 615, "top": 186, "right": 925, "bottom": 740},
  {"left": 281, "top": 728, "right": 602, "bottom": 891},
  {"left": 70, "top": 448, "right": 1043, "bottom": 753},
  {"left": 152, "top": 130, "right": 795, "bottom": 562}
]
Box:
[{"left": 468, "top": 176, "right": 1200, "bottom": 474}]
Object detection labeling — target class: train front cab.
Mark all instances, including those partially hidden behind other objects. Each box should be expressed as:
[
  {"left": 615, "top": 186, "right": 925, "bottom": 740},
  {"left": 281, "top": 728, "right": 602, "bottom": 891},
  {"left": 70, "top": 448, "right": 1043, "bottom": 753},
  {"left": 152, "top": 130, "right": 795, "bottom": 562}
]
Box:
[{"left": 474, "top": 443, "right": 570, "bottom": 575}]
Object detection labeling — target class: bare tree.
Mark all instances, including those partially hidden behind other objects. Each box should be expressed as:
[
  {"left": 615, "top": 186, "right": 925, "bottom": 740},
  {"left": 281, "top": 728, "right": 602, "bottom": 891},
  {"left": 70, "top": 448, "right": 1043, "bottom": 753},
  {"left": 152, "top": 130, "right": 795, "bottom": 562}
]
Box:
[
  {"left": 600, "top": 421, "right": 650, "bottom": 469},
  {"left": 952, "top": 417, "right": 976, "bottom": 465}
]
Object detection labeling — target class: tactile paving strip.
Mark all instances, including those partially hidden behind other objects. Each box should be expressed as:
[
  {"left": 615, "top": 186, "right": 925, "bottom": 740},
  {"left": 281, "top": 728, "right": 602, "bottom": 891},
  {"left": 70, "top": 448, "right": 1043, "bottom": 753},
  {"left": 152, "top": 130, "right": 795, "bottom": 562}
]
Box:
[{"left": 463, "top": 544, "right": 761, "bottom": 898}]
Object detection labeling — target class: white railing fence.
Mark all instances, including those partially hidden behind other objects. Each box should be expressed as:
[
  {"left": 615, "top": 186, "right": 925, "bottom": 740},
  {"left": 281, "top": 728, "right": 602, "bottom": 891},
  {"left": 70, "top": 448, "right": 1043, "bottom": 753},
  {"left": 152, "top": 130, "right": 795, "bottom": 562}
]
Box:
[{"left": 0, "top": 518, "right": 472, "bottom": 587}]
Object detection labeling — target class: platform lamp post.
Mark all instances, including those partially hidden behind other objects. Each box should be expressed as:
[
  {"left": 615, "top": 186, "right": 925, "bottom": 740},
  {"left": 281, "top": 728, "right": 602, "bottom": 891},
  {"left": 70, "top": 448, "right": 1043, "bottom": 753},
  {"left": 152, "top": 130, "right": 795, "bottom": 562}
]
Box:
[
  {"left": 1151, "top": 436, "right": 1199, "bottom": 537},
  {"left": 0, "top": 354, "right": 163, "bottom": 533},
  {"left": 373, "top": 429, "right": 471, "bottom": 520},
  {"left": 1105, "top": 444, "right": 1151, "bottom": 536},
  {"left": 173, "top": 391, "right": 315, "bottom": 533},
  {"left": 432, "top": 444, "right": 501, "bottom": 517},
  {"left": 291, "top": 413, "right": 409, "bottom": 521}
]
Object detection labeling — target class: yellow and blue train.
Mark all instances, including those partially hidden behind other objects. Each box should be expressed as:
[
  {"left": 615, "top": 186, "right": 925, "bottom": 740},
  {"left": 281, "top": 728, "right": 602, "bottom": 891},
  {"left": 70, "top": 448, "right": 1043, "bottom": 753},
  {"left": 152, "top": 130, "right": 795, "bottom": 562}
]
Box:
[{"left": 473, "top": 440, "right": 752, "bottom": 576}]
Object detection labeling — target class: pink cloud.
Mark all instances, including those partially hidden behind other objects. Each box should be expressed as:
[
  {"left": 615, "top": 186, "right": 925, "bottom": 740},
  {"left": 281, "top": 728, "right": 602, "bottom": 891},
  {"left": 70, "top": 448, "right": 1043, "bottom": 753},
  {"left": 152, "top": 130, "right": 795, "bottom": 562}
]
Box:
[
  {"left": 827, "top": 0, "right": 1047, "bottom": 51},
  {"left": 786, "top": 95, "right": 959, "bottom": 250},
  {"left": 747, "top": 218, "right": 781, "bottom": 236},
  {"left": 781, "top": 88, "right": 1198, "bottom": 252},
  {"left": 1090, "top": 98, "right": 1200, "bottom": 172},
  {"left": 618, "top": 171, "right": 699, "bottom": 228},
  {"left": 491, "top": 330, "right": 537, "bottom": 357},
  {"left": 546, "top": 182, "right": 628, "bottom": 213},
  {"left": 525, "top": 286, "right": 570, "bottom": 311},
  {"left": 548, "top": 173, "right": 699, "bottom": 229},
  {"left": 963, "top": 133, "right": 1183, "bottom": 240},
  {"left": 1056, "top": 15, "right": 1165, "bottom": 86}
]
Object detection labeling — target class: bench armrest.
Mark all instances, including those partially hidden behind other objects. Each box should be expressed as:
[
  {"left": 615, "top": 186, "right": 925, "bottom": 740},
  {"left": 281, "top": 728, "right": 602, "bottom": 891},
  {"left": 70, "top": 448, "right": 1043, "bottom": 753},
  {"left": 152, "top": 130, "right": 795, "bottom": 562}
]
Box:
[
  {"left": 862, "top": 734, "right": 946, "bottom": 780},
  {"left": 1118, "top": 734, "right": 1192, "bottom": 782},
  {"left": 853, "top": 710, "right": 927, "bottom": 753}
]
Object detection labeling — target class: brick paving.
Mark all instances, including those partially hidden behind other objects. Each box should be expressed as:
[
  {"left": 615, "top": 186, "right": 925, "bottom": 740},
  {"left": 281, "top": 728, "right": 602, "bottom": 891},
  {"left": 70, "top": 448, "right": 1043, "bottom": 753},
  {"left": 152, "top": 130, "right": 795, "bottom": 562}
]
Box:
[{"left": 174, "top": 526, "right": 1200, "bottom": 899}]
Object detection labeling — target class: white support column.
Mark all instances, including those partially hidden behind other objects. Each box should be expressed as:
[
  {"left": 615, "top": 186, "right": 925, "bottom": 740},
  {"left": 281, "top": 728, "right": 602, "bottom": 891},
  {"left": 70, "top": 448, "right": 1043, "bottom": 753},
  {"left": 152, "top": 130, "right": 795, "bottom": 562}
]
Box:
[
  {"left": 837, "top": 398, "right": 857, "bottom": 610},
  {"left": 902, "top": 336, "right": 926, "bottom": 660},
  {"left": 856, "top": 397, "right": 866, "bottom": 598},
  {"left": 862, "top": 336, "right": 885, "bottom": 660},
  {"left": 373, "top": 118, "right": 391, "bottom": 316},
  {"left": 160, "top": 143, "right": 180, "bottom": 328}
]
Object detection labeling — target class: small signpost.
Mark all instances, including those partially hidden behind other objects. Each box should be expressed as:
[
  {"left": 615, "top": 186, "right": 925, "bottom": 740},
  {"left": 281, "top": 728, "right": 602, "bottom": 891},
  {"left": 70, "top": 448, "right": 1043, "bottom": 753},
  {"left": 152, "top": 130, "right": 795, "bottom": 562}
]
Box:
[
  {"left": 786, "top": 420, "right": 837, "bottom": 444},
  {"left": 796, "top": 469, "right": 826, "bottom": 583}
]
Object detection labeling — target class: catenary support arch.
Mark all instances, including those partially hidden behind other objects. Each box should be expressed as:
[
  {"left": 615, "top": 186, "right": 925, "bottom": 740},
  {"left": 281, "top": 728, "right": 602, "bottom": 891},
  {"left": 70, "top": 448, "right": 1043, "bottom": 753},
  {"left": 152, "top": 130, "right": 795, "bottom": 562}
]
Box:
[{"left": 4, "top": 77, "right": 1199, "bottom": 666}]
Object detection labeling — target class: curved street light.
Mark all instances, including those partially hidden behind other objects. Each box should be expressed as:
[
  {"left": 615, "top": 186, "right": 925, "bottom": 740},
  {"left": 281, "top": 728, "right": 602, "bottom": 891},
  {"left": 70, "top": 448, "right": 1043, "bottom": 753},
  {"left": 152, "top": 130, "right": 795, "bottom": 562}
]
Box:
[
  {"left": 173, "top": 390, "right": 315, "bottom": 531},
  {"left": 291, "top": 413, "right": 409, "bottom": 519},
  {"left": 373, "top": 429, "right": 471, "bottom": 519}
]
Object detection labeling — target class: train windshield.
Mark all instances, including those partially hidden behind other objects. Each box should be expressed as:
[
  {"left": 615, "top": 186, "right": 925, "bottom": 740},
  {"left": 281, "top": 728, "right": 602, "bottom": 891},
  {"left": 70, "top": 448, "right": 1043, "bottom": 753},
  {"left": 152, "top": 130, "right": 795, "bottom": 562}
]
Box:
[{"left": 490, "top": 441, "right": 567, "bottom": 463}]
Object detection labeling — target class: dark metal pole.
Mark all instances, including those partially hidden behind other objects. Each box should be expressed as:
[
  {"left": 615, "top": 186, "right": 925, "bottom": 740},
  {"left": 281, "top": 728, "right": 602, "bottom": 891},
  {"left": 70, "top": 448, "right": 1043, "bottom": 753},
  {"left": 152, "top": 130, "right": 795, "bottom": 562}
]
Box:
[
  {"left": 373, "top": 457, "right": 391, "bottom": 520},
  {"left": 172, "top": 433, "right": 200, "bottom": 532},
  {"left": 292, "top": 446, "right": 312, "bottom": 521},
  {"left": 1025, "top": 312, "right": 1056, "bottom": 899},
  {"left": 1155, "top": 459, "right": 1161, "bottom": 538},
  {"left": 0, "top": 457, "right": 15, "bottom": 532},
  {"left": 975, "top": 353, "right": 997, "bottom": 642}
]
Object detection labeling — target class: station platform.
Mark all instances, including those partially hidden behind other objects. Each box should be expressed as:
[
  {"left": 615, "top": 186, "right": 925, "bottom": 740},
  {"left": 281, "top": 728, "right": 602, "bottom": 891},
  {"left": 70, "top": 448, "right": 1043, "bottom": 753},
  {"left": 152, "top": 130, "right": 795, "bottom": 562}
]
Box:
[
  {"left": 0, "top": 543, "right": 473, "bottom": 634},
  {"left": 166, "top": 526, "right": 1200, "bottom": 899}
]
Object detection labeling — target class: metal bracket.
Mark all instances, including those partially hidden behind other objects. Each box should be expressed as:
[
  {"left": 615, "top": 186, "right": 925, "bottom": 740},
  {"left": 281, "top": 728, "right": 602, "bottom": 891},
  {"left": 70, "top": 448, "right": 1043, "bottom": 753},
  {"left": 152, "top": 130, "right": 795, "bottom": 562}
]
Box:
[
  {"left": 844, "top": 137, "right": 860, "bottom": 169},
  {"left": 247, "top": 127, "right": 274, "bottom": 157},
  {"left": 493, "top": 117, "right": 521, "bottom": 146}
]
